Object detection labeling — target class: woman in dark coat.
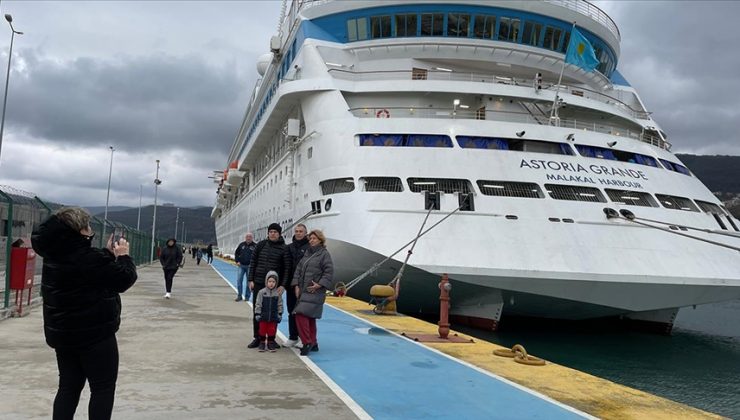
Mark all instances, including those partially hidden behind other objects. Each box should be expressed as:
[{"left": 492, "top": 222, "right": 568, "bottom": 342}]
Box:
[
  {"left": 32, "top": 207, "right": 137, "bottom": 420},
  {"left": 291, "top": 229, "right": 334, "bottom": 356},
  {"left": 159, "top": 238, "right": 183, "bottom": 298}
]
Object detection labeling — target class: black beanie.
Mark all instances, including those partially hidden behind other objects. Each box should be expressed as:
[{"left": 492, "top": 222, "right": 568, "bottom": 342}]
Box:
[{"left": 268, "top": 223, "right": 282, "bottom": 234}]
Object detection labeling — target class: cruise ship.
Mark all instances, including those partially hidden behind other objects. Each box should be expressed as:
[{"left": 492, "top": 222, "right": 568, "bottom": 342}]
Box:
[{"left": 213, "top": 0, "right": 740, "bottom": 333}]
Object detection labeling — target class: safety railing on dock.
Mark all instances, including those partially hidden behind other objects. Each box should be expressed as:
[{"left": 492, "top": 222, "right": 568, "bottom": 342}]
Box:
[{"left": 0, "top": 185, "right": 164, "bottom": 313}]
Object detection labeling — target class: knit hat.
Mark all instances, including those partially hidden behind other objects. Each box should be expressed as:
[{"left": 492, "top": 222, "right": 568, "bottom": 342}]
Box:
[
  {"left": 268, "top": 223, "right": 282, "bottom": 234},
  {"left": 265, "top": 270, "right": 279, "bottom": 283}
]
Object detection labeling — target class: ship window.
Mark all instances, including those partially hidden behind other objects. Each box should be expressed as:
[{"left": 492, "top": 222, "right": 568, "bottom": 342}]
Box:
[
  {"left": 361, "top": 177, "right": 403, "bottom": 192},
  {"left": 561, "top": 31, "right": 570, "bottom": 53},
  {"left": 575, "top": 145, "right": 659, "bottom": 167},
  {"left": 498, "top": 17, "right": 520, "bottom": 42},
  {"left": 473, "top": 15, "right": 495, "bottom": 39},
  {"left": 407, "top": 178, "right": 472, "bottom": 194},
  {"left": 545, "top": 184, "right": 607, "bottom": 203},
  {"left": 656, "top": 194, "right": 700, "bottom": 212},
  {"left": 395, "top": 14, "right": 417, "bottom": 37},
  {"left": 307, "top": 147, "right": 313, "bottom": 159},
  {"left": 523, "top": 21, "right": 542, "bottom": 46},
  {"left": 695, "top": 200, "right": 723, "bottom": 215},
  {"left": 477, "top": 180, "right": 544, "bottom": 198},
  {"left": 421, "top": 13, "right": 444, "bottom": 36},
  {"left": 659, "top": 159, "right": 691, "bottom": 175},
  {"left": 458, "top": 136, "right": 573, "bottom": 155},
  {"left": 447, "top": 13, "right": 470, "bottom": 37},
  {"left": 543, "top": 26, "right": 563, "bottom": 51},
  {"left": 370, "top": 15, "right": 391, "bottom": 38},
  {"left": 605, "top": 189, "right": 658, "bottom": 207},
  {"left": 359, "top": 134, "right": 452, "bottom": 147},
  {"left": 320, "top": 178, "right": 355, "bottom": 195}
]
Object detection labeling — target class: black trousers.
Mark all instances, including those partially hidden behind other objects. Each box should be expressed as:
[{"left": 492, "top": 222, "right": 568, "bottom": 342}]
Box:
[
  {"left": 251, "top": 282, "right": 265, "bottom": 338},
  {"left": 53, "top": 335, "right": 119, "bottom": 420},
  {"left": 163, "top": 268, "right": 178, "bottom": 292},
  {"left": 286, "top": 288, "right": 298, "bottom": 340}
]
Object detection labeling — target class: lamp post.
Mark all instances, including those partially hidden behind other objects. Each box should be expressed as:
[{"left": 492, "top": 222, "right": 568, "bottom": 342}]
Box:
[
  {"left": 149, "top": 160, "right": 161, "bottom": 263},
  {"left": 0, "top": 14, "right": 23, "bottom": 163},
  {"left": 102, "top": 146, "right": 115, "bottom": 239},
  {"left": 174, "top": 207, "right": 179, "bottom": 241},
  {"left": 136, "top": 184, "right": 142, "bottom": 230}
]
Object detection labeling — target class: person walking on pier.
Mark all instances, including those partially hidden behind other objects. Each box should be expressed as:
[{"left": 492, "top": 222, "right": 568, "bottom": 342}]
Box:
[
  {"left": 159, "top": 238, "right": 183, "bottom": 298},
  {"left": 291, "top": 229, "right": 334, "bottom": 356},
  {"left": 284, "top": 224, "right": 309, "bottom": 347},
  {"left": 32, "top": 206, "right": 138, "bottom": 420},
  {"left": 254, "top": 271, "right": 284, "bottom": 352},
  {"left": 234, "top": 232, "right": 256, "bottom": 301},
  {"left": 247, "top": 223, "right": 290, "bottom": 349},
  {"left": 206, "top": 244, "right": 214, "bottom": 264}
]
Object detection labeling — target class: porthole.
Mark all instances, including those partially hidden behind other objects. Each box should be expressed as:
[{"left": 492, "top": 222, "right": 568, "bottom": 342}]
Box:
[{"left": 325, "top": 198, "right": 332, "bottom": 212}]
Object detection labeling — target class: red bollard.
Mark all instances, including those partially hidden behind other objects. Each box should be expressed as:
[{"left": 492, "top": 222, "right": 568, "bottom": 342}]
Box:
[{"left": 438, "top": 274, "right": 451, "bottom": 339}]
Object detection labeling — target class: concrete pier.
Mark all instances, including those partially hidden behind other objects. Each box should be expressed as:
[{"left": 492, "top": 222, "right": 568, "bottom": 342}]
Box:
[
  {"left": 0, "top": 262, "right": 355, "bottom": 419},
  {"left": 0, "top": 257, "right": 724, "bottom": 419}
]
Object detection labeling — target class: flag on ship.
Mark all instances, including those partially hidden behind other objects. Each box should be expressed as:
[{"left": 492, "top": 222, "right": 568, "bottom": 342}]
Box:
[{"left": 565, "top": 27, "right": 599, "bottom": 72}]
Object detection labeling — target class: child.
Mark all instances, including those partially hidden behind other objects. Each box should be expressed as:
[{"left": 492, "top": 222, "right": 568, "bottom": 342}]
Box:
[
  {"left": 254, "top": 271, "right": 283, "bottom": 352},
  {"left": 196, "top": 248, "right": 203, "bottom": 265}
]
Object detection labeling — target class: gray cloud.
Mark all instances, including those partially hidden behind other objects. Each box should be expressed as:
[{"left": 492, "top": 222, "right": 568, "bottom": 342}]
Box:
[
  {"left": 604, "top": 1, "right": 740, "bottom": 154},
  {"left": 0, "top": 0, "right": 281, "bottom": 207},
  {"left": 9, "top": 50, "right": 247, "bottom": 152}
]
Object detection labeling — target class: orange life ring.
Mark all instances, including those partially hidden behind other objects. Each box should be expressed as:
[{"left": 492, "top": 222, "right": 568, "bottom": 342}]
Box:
[{"left": 376, "top": 109, "right": 390, "bottom": 118}]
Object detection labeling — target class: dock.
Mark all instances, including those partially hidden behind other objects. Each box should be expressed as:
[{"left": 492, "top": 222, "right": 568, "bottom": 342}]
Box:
[{"left": 0, "top": 258, "right": 724, "bottom": 419}]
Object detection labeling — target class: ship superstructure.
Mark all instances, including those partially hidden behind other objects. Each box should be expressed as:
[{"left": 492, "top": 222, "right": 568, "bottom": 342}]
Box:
[{"left": 213, "top": 0, "right": 740, "bottom": 332}]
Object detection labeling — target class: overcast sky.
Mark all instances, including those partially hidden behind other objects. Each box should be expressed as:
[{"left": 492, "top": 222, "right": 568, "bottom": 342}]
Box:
[{"left": 0, "top": 1, "right": 736, "bottom": 208}]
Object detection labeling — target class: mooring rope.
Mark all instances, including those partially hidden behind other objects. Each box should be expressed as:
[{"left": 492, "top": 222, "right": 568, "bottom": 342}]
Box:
[{"left": 343, "top": 196, "right": 471, "bottom": 293}]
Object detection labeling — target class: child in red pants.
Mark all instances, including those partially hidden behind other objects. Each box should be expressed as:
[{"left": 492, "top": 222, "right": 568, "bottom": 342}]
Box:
[{"left": 254, "top": 271, "right": 283, "bottom": 352}]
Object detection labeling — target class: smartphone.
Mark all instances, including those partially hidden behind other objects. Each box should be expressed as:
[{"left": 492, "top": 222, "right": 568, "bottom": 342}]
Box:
[{"left": 113, "top": 228, "right": 124, "bottom": 244}]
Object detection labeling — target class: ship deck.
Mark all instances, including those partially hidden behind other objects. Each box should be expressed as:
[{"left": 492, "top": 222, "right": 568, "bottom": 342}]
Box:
[{"left": 0, "top": 258, "right": 722, "bottom": 419}]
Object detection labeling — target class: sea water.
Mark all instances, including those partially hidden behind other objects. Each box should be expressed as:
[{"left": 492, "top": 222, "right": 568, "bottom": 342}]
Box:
[{"left": 461, "top": 299, "right": 740, "bottom": 418}]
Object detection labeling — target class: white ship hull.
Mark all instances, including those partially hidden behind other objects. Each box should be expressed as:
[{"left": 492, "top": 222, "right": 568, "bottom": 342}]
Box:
[{"left": 213, "top": 0, "right": 740, "bottom": 333}]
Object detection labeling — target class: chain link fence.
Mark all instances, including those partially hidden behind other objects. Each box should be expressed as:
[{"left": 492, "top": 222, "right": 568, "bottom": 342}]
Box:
[{"left": 1, "top": 185, "right": 165, "bottom": 312}]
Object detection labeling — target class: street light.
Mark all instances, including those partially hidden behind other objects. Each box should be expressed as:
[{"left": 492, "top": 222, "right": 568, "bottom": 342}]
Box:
[
  {"left": 174, "top": 207, "right": 180, "bottom": 241},
  {"left": 0, "top": 14, "right": 23, "bottom": 163},
  {"left": 102, "top": 146, "right": 115, "bottom": 240},
  {"left": 136, "top": 184, "right": 142, "bottom": 230},
  {"left": 150, "top": 160, "right": 161, "bottom": 263}
]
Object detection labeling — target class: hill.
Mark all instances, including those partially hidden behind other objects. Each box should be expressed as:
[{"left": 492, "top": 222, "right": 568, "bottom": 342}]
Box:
[
  {"left": 676, "top": 154, "right": 740, "bottom": 193},
  {"left": 676, "top": 154, "right": 740, "bottom": 218},
  {"left": 97, "top": 205, "right": 216, "bottom": 245}
]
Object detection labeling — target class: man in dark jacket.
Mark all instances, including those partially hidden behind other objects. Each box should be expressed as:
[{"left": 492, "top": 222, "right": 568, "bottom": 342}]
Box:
[
  {"left": 233, "top": 232, "right": 255, "bottom": 301},
  {"left": 247, "top": 223, "right": 290, "bottom": 348},
  {"left": 159, "top": 238, "right": 183, "bottom": 299},
  {"left": 284, "top": 224, "right": 309, "bottom": 347},
  {"left": 32, "top": 206, "right": 137, "bottom": 420}
]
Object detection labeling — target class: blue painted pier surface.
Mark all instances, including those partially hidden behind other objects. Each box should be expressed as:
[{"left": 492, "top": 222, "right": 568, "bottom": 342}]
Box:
[{"left": 210, "top": 259, "right": 586, "bottom": 419}]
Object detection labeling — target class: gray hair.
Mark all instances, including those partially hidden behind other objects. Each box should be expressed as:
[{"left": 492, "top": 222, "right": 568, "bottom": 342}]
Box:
[{"left": 53, "top": 207, "right": 91, "bottom": 232}]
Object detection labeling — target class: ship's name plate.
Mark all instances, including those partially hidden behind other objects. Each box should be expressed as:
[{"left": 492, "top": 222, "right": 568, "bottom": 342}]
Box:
[{"left": 520, "top": 159, "right": 648, "bottom": 189}]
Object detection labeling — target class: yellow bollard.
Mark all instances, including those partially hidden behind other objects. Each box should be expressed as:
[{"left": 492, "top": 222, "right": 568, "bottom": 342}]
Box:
[{"left": 370, "top": 284, "right": 397, "bottom": 314}]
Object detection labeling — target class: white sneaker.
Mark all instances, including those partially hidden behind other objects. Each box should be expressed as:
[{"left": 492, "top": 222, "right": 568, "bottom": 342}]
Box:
[
  {"left": 284, "top": 339, "right": 298, "bottom": 347},
  {"left": 293, "top": 339, "right": 303, "bottom": 348},
  {"left": 164, "top": 293, "right": 171, "bottom": 299}
]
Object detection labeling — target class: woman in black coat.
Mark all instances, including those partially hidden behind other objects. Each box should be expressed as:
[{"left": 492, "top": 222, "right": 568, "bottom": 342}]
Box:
[{"left": 32, "top": 207, "right": 137, "bottom": 420}]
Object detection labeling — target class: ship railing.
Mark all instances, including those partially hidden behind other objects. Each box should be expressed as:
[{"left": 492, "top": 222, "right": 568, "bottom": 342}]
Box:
[
  {"left": 544, "top": 0, "right": 620, "bottom": 41},
  {"left": 349, "top": 107, "right": 671, "bottom": 150},
  {"left": 291, "top": 0, "right": 620, "bottom": 42},
  {"left": 329, "top": 69, "right": 650, "bottom": 120}
]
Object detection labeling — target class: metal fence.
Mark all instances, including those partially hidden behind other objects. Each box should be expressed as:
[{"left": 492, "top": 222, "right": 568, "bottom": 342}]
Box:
[{"left": 0, "top": 185, "right": 165, "bottom": 312}]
